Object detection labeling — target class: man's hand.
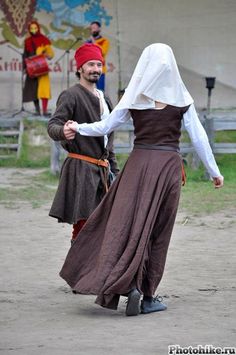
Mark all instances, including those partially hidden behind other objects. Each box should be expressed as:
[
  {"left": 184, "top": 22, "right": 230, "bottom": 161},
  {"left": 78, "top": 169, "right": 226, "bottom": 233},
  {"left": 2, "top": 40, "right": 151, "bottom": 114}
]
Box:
[
  {"left": 212, "top": 176, "right": 224, "bottom": 189},
  {"left": 63, "top": 121, "right": 76, "bottom": 140}
]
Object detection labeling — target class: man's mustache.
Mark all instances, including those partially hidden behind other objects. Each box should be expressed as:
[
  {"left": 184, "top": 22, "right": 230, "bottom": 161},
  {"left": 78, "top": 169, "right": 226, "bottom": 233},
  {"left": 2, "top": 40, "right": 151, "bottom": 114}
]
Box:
[{"left": 90, "top": 72, "right": 101, "bottom": 75}]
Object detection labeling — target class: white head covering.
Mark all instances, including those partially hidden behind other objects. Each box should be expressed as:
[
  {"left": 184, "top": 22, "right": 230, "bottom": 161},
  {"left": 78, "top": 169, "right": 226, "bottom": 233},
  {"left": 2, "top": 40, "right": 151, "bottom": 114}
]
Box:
[
  {"left": 78, "top": 43, "right": 195, "bottom": 136},
  {"left": 115, "top": 43, "right": 193, "bottom": 111},
  {"left": 76, "top": 43, "right": 222, "bottom": 179}
]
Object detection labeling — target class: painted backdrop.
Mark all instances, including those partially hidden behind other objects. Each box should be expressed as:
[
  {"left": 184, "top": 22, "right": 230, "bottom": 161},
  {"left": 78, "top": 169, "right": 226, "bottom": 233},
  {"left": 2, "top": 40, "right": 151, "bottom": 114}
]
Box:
[{"left": 0, "top": 0, "right": 236, "bottom": 112}]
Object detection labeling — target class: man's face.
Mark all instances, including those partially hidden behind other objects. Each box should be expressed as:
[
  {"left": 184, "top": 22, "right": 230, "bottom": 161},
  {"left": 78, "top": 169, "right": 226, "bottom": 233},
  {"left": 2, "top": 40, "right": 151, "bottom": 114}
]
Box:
[
  {"left": 90, "top": 23, "right": 100, "bottom": 37},
  {"left": 80, "top": 60, "right": 103, "bottom": 83}
]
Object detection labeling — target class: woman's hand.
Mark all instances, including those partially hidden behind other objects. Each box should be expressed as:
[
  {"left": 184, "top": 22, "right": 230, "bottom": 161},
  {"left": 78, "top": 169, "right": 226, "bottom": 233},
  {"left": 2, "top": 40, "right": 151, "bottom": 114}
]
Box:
[
  {"left": 67, "top": 121, "right": 79, "bottom": 132},
  {"left": 212, "top": 176, "right": 224, "bottom": 189}
]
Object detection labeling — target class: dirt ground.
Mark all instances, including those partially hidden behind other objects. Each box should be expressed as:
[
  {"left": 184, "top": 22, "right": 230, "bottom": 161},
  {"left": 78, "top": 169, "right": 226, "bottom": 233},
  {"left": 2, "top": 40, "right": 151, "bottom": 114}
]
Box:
[{"left": 0, "top": 168, "right": 235, "bottom": 355}]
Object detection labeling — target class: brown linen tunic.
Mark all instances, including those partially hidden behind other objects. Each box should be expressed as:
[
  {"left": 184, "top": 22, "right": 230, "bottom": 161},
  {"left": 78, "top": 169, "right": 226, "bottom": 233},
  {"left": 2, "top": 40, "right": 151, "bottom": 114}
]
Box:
[
  {"left": 48, "top": 83, "right": 119, "bottom": 224},
  {"left": 60, "top": 104, "right": 189, "bottom": 309}
]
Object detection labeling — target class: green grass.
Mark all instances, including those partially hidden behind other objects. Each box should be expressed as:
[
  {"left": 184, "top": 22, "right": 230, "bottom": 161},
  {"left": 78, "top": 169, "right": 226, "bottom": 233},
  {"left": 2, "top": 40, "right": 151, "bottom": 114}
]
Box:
[
  {"left": 116, "top": 153, "right": 129, "bottom": 169},
  {"left": 0, "top": 119, "right": 51, "bottom": 168},
  {"left": 0, "top": 154, "right": 235, "bottom": 214},
  {"left": 179, "top": 154, "right": 236, "bottom": 215},
  {"left": 0, "top": 169, "right": 58, "bottom": 208},
  {"left": 0, "top": 185, "right": 55, "bottom": 209},
  {"left": 214, "top": 130, "right": 236, "bottom": 143}
]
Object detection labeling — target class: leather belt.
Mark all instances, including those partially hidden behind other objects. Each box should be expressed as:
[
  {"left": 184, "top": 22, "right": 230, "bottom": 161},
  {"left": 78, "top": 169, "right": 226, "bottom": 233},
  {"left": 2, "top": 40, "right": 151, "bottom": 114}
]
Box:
[{"left": 68, "top": 152, "right": 109, "bottom": 168}]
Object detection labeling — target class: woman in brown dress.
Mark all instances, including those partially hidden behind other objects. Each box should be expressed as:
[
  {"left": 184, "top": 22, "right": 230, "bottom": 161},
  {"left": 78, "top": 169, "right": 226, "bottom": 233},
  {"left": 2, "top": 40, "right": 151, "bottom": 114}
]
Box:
[{"left": 59, "top": 43, "right": 224, "bottom": 316}]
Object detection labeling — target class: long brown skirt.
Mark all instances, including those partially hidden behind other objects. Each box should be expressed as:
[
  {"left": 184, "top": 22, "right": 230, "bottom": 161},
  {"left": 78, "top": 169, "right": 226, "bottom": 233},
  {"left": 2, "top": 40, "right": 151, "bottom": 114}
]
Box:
[{"left": 60, "top": 149, "right": 182, "bottom": 309}]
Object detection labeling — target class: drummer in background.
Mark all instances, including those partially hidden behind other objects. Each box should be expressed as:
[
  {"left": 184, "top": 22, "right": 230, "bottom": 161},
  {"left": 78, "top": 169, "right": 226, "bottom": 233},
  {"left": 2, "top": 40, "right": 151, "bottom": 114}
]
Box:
[{"left": 23, "top": 20, "right": 54, "bottom": 117}]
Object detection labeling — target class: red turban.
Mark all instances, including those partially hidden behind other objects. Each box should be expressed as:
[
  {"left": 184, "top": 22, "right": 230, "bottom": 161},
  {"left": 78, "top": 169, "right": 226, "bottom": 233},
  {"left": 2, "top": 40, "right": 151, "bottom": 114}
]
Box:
[{"left": 74, "top": 43, "right": 104, "bottom": 69}]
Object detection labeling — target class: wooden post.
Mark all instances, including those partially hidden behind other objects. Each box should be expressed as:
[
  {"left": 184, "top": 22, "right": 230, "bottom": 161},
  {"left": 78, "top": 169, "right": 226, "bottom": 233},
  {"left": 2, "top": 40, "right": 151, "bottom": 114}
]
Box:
[
  {"left": 50, "top": 141, "right": 66, "bottom": 175},
  {"left": 17, "top": 119, "right": 24, "bottom": 159}
]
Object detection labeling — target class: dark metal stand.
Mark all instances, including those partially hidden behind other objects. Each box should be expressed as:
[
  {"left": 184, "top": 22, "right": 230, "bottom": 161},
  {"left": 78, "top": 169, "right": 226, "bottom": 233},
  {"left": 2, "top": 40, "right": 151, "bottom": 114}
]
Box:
[
  {"left": 7, "top": 45, "right": 32, "bottom": 117},
  {"left": 55, "top": 37, "right": 82, "bottom": 89}
]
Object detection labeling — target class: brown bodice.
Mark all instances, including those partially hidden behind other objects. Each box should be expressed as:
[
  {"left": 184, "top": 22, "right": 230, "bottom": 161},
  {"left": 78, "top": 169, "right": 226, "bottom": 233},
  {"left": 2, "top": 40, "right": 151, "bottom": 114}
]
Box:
[{"left": 130, "top": 105, "right": 189, "bottom": 150}]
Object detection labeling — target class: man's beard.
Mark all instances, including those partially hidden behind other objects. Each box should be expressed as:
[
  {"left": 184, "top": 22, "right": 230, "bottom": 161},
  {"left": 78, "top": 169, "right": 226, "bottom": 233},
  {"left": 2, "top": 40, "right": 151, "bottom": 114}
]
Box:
[
  {"left": 81, "top": 68, "right": 101, "bottom": 83},
  {"left": 88, "top": 72, "right": 101, "bottom": 83},
  {"left": 92, "top": 32, "right": 100, "bottom": 38}
]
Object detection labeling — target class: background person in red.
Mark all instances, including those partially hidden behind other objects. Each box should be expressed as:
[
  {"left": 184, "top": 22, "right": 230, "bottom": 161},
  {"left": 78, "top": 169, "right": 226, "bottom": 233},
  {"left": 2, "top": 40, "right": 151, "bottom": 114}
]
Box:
[{"left": 23, "top": 21, "right": 54, "bottom": 116}]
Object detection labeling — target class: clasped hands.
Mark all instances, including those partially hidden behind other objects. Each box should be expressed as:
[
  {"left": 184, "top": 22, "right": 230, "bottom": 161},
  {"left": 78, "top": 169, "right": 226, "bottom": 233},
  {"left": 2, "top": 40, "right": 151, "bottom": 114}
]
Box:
[{"left": 63, "top": 120, "right": 78, "bottom": 140}]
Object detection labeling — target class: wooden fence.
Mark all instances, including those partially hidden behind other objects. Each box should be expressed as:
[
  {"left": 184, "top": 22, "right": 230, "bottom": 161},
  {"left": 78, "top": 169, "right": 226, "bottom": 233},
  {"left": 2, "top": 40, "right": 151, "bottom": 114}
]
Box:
[
  {"left": 0, "top": 118, "right": 24, "bottom": 159},
  {"left": 2, "top": 114, "right": 233, "bottom": 173}
]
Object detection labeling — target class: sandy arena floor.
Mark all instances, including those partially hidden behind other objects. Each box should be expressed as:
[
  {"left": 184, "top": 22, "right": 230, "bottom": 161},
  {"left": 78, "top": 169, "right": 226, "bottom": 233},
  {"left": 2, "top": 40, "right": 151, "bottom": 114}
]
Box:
[{"left": 0, "top": 168, "right": 235, "bottom": 355}]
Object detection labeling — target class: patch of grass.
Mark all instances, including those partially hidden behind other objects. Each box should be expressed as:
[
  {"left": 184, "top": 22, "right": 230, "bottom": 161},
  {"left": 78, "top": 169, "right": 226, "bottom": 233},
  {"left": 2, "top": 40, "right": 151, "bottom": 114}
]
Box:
[
  {"left": 33, "top": 169, "right": 59, "bottom": 184},
  {"left": 179, "top": 180, "right": 235, "bottom": 215},
  {"left": 0, "top": 169, "right": 58, "bottom": 208},
  {"left": 179, "top": 154, "right": 236, "bottom": 215},
  {"left": 16, "top": 130, "right": 50, "bottom": 168},
  {"left": 0, "top": 119, "right": 51, "bottom": 168},
  {"left": 116, "top": 153, "right": 129, "bottom": 170},
  {"left": 0, "top": 185, "right": 56, "bottom": 208},
  {"left": 214, "top": 130, "right": 236, "bottom": 143},
  {"left": 0, "top": 155, "right": 235, "bottom": 214}
]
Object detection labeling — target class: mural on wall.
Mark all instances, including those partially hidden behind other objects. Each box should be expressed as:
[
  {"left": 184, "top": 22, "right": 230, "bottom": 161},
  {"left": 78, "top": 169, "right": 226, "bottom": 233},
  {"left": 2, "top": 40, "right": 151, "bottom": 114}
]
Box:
[
  {"left": 0, "top": 0, "right": 112, "bottom": 48},
  {"left": 0, "top": 0, "right": 113, "bottom": 76},
  {"left": 0, "top": 0, "right": 37, "bottom": 46}
]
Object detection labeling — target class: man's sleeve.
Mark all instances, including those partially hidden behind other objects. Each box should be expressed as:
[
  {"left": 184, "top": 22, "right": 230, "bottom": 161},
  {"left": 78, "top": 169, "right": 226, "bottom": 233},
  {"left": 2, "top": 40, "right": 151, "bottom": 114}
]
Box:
[{"left": 47, "top": 90, "right": 75, "bottom": 141}]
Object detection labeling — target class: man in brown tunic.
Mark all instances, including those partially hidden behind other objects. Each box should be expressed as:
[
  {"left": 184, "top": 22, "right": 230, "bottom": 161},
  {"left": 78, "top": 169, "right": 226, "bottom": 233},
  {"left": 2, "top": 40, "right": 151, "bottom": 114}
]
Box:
[{"left": 48, "top": 43, "right": 119, "bottom": 243}]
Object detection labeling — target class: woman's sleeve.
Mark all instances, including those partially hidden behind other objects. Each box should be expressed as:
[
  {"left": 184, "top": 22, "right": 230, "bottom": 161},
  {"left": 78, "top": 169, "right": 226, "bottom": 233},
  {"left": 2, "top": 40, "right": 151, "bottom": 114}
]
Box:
[
  {"left": 183, "top": 104, "right": 222, "bottom": 178},
  {"left": 76, "top": 109, "right": 131, "bottom": 136}
]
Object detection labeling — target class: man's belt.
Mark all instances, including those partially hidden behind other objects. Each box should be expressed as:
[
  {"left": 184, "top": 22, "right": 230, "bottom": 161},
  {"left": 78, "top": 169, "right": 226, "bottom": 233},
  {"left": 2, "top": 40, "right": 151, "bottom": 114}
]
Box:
[{"left": 68, "top": 152, "right": 109, "bottom": 168}]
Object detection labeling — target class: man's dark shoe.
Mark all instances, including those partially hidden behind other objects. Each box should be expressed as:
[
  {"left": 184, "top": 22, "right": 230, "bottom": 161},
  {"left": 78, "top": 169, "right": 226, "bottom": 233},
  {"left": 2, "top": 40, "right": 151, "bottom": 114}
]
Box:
[
  {"left": 125, "top": 289, "right": 141, "bottom": 316},
  {"left": 141, "top": 296, "right": 167, "bottom": 314}
]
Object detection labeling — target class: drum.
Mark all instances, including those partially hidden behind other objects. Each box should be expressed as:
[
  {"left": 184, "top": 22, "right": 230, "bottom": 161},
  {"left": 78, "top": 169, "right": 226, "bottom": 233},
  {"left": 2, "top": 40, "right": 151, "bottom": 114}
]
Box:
[{"left": 25, "top": 54, "right": 49, "bottom": 78}]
